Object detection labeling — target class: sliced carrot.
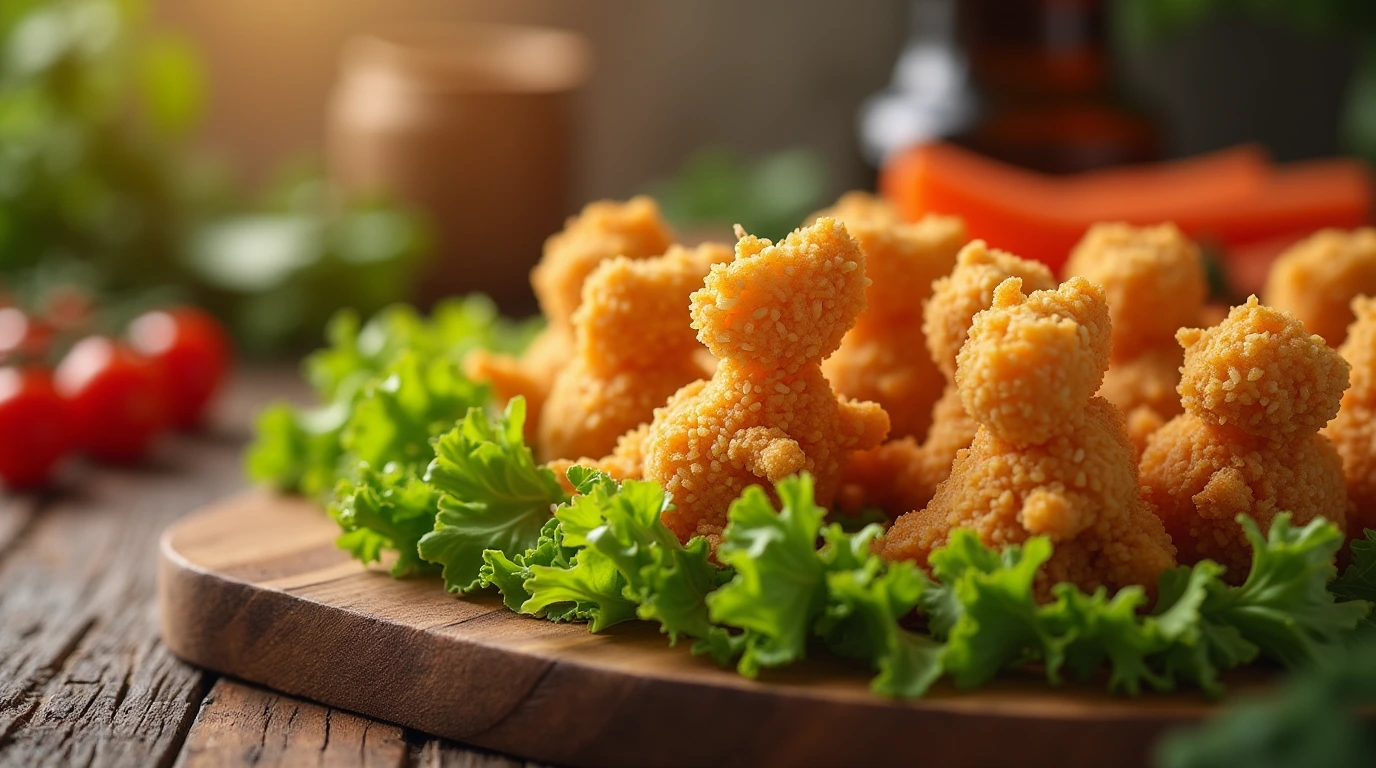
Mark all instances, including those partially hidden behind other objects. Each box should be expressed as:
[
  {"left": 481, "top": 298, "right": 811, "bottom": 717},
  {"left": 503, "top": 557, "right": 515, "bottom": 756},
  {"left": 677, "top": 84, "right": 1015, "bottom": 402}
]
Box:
[
  {"left": 1183, "top": 159, "right": 1374, "bottom": 248},
  {"left": 879, "top": 142, "right": 1372, "bottom": 276}
]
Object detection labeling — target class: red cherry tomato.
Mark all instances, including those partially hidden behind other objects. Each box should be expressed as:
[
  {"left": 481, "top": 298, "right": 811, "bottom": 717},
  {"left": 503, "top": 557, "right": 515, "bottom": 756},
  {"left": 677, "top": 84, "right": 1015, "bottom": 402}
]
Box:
[
  {"left": 127, "top": 306, "right": 231, "bottom": 430},
  {"left": 0, "top": 366, "right": 72, "bottom": 489},
  {"left": 0, "top": 307, "right": 54, "bottom": 364},
  {"left": 55, "top": 337, "right": 165, "bottom": 463}
]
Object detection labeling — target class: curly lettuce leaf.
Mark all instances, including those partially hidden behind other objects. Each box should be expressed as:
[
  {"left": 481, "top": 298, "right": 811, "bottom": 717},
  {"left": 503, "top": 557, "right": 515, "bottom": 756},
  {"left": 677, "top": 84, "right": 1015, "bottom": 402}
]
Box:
[
  {"left": 1201, "top": 514, "right": 1370, "bottom": 668},
  {"left": 707, "top": 476, "right": 829, "bottom": 677},
  {"left": 418, "top": 398, "right": 567, "bottom": 593},
  {"left": 1150, "top": 514, "right": 1369, "bottom": 693},
  {"left": 341, "top": 351, "right": 489, "bottom": 471},
  {"left": 928, "top": 531, "right": 1055, "bottom": 689},
  {"left": 523, "top": 550, "right": 639, "bottom": 632},
  {"left": 1041, "top": 583, "right": 1167, "bottom": 694},
  {"left": 510, "top": 469, "right": 732, "bottom": 644},
  {"left": 248, "top": 296, "right": 535, "bottom": 508},
  {"left": 1331, "top": 528, "right": 1376, "bottom": 612},
  {"left": 479, "top": 517, "right": 577, "bottom": 612},
  {"left": 815, "top": 524, "right": 942, "bottom": 697},
  {"left": 244, "top": 400, "right": 348, "bottom": 499},
  {"left": 304, "top": 295, "right": 536, "bottom": 402},
  {"left": 331, "top": 464, "right": 440, "bottom": 578}
]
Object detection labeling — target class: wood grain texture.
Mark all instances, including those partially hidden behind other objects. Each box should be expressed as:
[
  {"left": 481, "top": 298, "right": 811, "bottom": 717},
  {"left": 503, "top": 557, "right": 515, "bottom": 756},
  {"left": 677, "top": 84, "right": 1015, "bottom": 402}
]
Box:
[
  {"left": 0, "top": 368, "right": 522, "bottom": 768},
  {"left": 175, "top": 679, "right": 408, "bottom": 768},
  {"left": 0, "top": 432, "right": 255, "bottom": 767},
  {"left": 159, "top": 491, "right": 1267, "bottom": 768}
]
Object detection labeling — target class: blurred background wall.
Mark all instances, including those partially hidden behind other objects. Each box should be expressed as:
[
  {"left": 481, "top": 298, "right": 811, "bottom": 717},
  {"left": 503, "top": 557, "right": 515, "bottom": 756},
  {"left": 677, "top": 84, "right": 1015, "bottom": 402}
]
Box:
[
  {"left": 153, "top": 0, "right": 1362, "bottom": 207},
  {"left": 151, "top": 0, "right": 909, "bottom": 203}
]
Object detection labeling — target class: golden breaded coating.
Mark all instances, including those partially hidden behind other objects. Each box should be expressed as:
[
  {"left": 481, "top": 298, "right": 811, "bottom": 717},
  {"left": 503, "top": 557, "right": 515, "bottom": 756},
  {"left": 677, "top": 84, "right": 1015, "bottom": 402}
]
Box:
[
  {"left": 1064, "top": 223, "right": 1206, "bottom": 358},
  {"left": 1142, "top": 419, "right": 1348, "bottom": 578},
  {"left": 957, "top": 276, "right": 1112, "bottom": 446},
  {"left": 1063, "top": 223, "right": 1205, "bottom": 454},
  {"left": 1176, "top": 296, "right": 1349, "bottom": 440},
  {"left": 1323, "top": 296, "right": 1376, "bottom": 534},
  {"left": 838, "top": 243, "right": 1056, "bottom": 515},
  {"left": 532, "top": 196, "right": 678, "bottom": 326},
  {"left": 539, "top": 243, "right": 731, "bottom": 462},
  {"left": 806, "top": 190, "right": 903, "bottom": 229},
  {"left": 924, "top": 241, "right": 1058, "bottom": 381},
  {"left": 1141, "top": 296, "right": 1351, "bottom": 581},
  {"left": 881, "top": 278, "right": 1176, "bottom": 598},
  {"left": 1099, "top": 347, "right": 1185, "bottom": 429},
  {"left": 465, "top": 197, "right": 675, "bottom": 442},
  {"left": 1265, "top": 228, "right": 1376, "bottom": 346},
  {"left": 820, "top": 198, "right": 967, "bottom": 440},
  {"left": 624, "top": 218, "right": 890, "bottom": 542}
]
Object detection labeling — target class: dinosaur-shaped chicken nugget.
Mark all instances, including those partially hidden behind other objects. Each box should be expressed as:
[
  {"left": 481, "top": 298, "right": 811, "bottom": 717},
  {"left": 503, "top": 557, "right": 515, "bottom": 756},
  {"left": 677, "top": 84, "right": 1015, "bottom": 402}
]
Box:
[
  {"left": 539, "top": 242, "right": 732, "bottom": 463},
  {"left": 881, "top": 277, "right": 1177, "bottom": 598},
  {"left": 817, "top": 192, "right": 966, "bottom": 441},
  {"left": 1139, "top": 296, "right": 1351, "bottom": 581},
  {"left": 1324, "top": 296, "right": 1376, "bottom": 534},
  {"left": 838, "top": 241, "right": 1055, "bottom": 516},
  {"left": 1264, "top": 228, "right": 1376, "bottom": 347},
  {"left": 465, "top": 197, "right": 674, "bottom": 441},
  {"left": 635, "top": 218, "right": 890, "bottom": 542},
  {"left": 1063, "top": 222, "right": 1208, "bottom": 455}
]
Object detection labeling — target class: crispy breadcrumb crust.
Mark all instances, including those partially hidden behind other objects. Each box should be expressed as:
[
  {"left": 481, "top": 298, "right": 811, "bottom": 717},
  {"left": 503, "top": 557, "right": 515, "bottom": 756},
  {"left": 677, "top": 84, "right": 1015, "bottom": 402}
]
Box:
[
  {"left": 1323, "top": 295, "right": 1376, "bottom": 533},
  {"left": 1140, "top": 297, "right": 1351, "bottom": 581},
  {"left": 1176, "top": 296, "right": 1349, "bottom": 440},
  {"left": 539, "top": 243, "right": 731, "bottom": 462},
  {"left": 1064, "top": 222, "right": 1206, "bottom": 359},
  {"left": 1141, "top": 417, "right": 1348, "bottom": 579},
  {"left": 1264, "top": 228, "right": 1376, "bottom": 346},
  {"left": 839, "top": 243, "right": 1055, "bottom": 515},
  {"left": 622, "top": 218, "right": 890, "bottom": 541},
  {"left": 465, "top": 197, "right": 675, "bottom": 442},
  {"left": 881, "top": 278, "right": 1176, "bottom": 598},
  {"left": 924, "top": 241, "right": 1058, "bottom": 381},
  {"left": 819, "top": 194, "right": 966, "bottom": 440},
  {"left": 1062, "top": 223, "right": 1205, "bottom": 453},
  {"left": 956, "top": 276, "right": 1112, "bottom": 447}
]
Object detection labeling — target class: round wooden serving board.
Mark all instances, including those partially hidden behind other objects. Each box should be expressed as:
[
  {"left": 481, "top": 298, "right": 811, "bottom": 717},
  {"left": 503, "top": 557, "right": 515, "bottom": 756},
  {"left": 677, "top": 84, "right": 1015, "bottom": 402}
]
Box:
[{"left": 158, "top": 491, "right": 1260, "bottom": 768}]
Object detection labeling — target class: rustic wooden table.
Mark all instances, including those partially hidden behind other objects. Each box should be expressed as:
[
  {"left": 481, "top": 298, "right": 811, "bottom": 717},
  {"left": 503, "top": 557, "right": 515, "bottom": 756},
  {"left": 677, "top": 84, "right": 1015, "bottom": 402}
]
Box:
[{"left": 0, "top": 369, "right": 545, "bottom": 768}]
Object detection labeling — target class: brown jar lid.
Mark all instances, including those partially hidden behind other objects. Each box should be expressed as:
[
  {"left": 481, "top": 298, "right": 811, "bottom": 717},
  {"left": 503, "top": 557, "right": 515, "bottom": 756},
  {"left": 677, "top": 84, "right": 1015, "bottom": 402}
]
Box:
[{"left": 341, "top": 23, "right": 591, "bottom": 95}]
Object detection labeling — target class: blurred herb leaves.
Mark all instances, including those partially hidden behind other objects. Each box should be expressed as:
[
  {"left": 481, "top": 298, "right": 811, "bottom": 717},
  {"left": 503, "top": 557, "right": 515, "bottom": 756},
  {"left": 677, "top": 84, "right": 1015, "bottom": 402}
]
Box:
[
  {"left": 0, "top": 0, "right": 425, "bottom": 353},
  {"left": 650, "top": 147, "right": 826, "bottom": 242}
]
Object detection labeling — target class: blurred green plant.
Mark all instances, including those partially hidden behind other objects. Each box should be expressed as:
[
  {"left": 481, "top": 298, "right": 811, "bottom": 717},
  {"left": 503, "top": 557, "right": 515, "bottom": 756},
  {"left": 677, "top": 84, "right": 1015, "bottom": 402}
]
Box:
[
  {"left": 0, "top": 0, "right": 426, "bottom": 353},
  {"left": 1115, "top": 0, "right": 1376, "bottom": 163},
  {"left": 1154, "top": 632, "right": 1376, "bottom": 768},
  {"left": 649, "top": 147, "right": 827, "bottom": 242}
]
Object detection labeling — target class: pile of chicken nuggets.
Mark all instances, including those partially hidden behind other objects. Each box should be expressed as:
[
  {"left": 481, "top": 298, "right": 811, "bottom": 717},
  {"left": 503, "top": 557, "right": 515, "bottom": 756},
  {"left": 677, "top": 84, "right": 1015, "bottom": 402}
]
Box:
[{"left": 470, "top": 193, "right": 1376, "bottom": 596}]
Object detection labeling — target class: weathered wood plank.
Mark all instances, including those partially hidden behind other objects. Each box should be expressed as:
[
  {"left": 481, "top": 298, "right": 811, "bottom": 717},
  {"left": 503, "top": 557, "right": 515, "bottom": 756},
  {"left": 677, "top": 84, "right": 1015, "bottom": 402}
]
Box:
[
  {"left": 0, "top": 373, "right": 262, "bottom": 767},
  {"left": 414, "top": 739, "right": 546, "bottom": 768},
  {"left": 0, "top": 368, "right": 566, "bottom": 767},
  {"left": 174, "top": 679, "right": 407, "bottom": 768},
  {"left": 0, "top": 496, "right": 39, "bottom": 563}
]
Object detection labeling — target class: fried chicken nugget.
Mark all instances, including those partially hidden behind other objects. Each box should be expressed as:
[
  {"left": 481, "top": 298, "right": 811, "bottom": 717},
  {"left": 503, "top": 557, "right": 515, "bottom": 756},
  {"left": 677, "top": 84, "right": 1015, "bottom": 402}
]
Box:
[
  {"left": 880, "top": 277, "right": 1177, "bottom": 598},
  {"left": 1063, "top": 223, "right": 1207, "bottom": 454},
  {"left": 464, "top": 197, "right": 675, "bottom": 441},
  {"left": 539, "top": 242, "right": 732, "bottom": 463},
  {"left": 1323, "top": 295, "right": 1376, "bottom": 534},
  {"left": 1264, "top": 228, "right": 1376, "bottom": 347},
  {"left": 1139, "top": 296, "right": 1351, "bottom": 581},
  {"left": 816, "top": 193, "right": 966, "bottom": 440},
  {"left": 840, "top": 241, "right": 1057, "bottom": 516},
  {"left": 613, "top": 218, "right": 889, "bottom": 543}
]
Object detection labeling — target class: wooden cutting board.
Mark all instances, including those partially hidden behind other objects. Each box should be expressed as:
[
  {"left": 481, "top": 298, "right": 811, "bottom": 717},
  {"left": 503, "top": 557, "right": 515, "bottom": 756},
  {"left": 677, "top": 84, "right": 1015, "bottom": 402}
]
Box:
[{"left": 158, "top": 491, "right": 1258, "bottom": 768}]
